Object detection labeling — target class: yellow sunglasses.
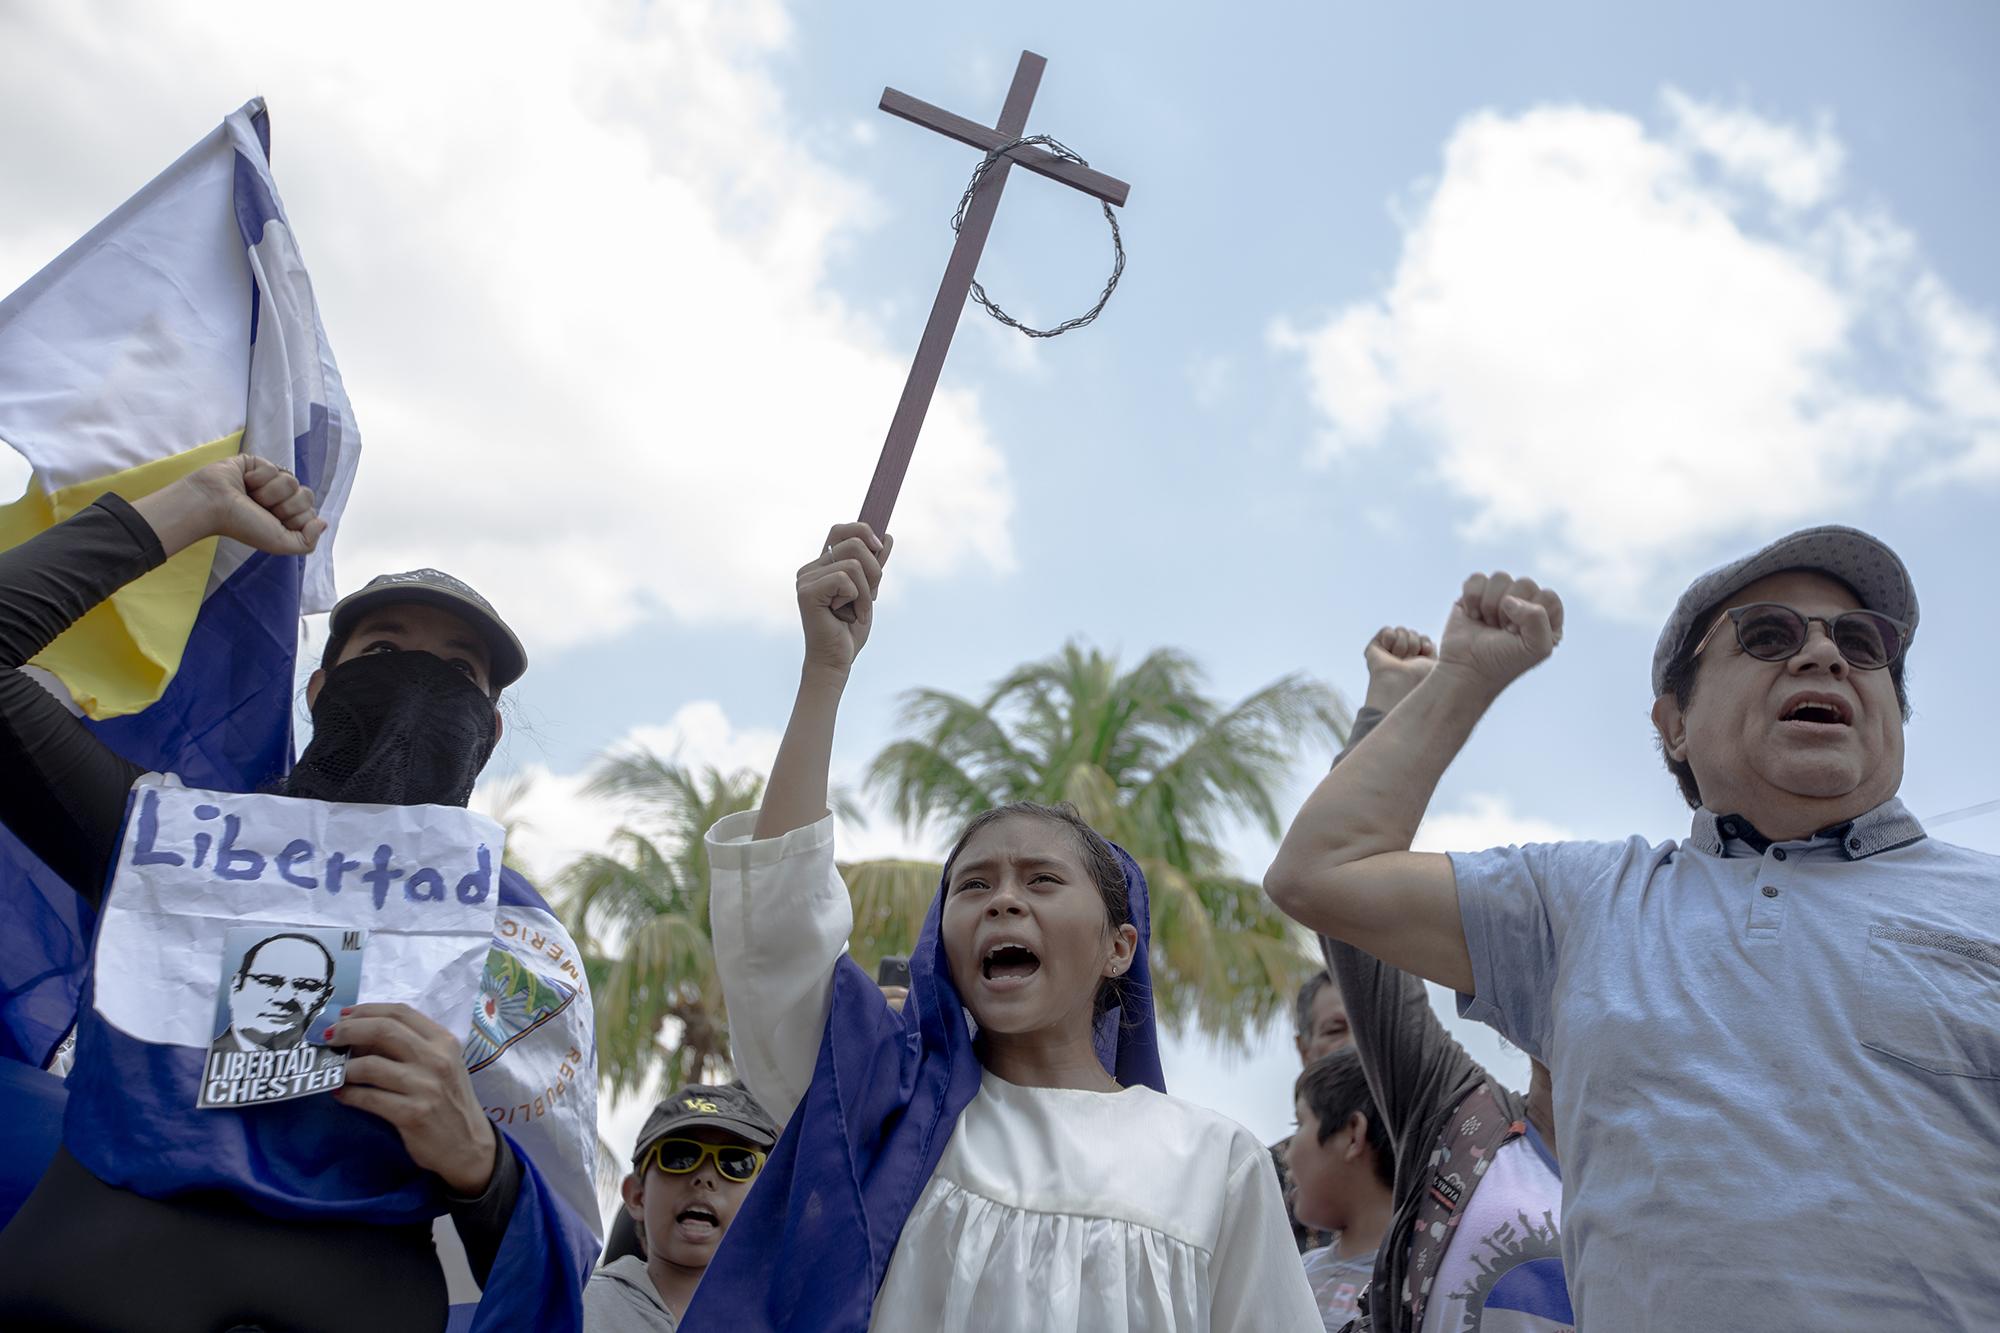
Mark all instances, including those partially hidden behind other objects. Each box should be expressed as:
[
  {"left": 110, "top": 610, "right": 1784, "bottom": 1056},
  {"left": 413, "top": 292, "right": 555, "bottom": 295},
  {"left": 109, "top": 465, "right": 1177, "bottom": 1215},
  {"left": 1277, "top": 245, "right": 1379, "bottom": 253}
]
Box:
[{"left": 642, "top": 1136, "right": 766, "bottom": 1183}]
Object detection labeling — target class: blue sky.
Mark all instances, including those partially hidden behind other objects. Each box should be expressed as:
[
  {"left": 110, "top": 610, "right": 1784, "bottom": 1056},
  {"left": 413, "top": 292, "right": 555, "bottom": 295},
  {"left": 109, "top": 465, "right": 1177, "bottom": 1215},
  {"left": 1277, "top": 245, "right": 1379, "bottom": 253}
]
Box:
[{"left": 3, "top": 1, "right": 1997, "bottom": 1146}]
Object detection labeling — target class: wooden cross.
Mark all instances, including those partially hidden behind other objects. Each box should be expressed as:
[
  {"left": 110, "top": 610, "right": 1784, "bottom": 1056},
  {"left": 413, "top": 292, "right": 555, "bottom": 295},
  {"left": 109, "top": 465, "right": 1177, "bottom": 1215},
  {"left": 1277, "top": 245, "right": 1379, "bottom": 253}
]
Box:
[{"left": 857, "top": 50, "right": 1131, "bottom": 537}]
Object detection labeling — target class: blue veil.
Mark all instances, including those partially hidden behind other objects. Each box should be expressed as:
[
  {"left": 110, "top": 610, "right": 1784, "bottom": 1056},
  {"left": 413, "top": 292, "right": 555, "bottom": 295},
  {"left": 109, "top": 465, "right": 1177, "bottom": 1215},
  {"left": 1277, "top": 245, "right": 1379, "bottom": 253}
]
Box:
[{"left": 684, "top": 840, "right": 1165, "bottom": 1332}]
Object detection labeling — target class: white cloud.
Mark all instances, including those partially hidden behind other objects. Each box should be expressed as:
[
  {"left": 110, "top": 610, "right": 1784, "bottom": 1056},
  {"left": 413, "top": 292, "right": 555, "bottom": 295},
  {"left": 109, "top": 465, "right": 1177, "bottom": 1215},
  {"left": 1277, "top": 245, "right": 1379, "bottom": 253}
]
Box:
[
  {"left": 473, "top": 699, "right": 781, "bottom": 881},
  {"left": 1906, "top": 273, "right": 2000, "bottom": 481},
  {"left": 1274, "top": 89, "right": 2000, "bottom": 612},
  {"left": 617, "top": 701, "right": 785, "bottom": 783},
  {"left": 0, "top": 0, "right": 1014, "bottom": 655},
  {"left": 472, "top": 763, "right": 611, "bottom": 887},
  {"left": 836, "top": 802, "right": 954, "bottom": 866},
  {"left": 1662, "top": 89, "right": 1843, "bottom": 212},
  {"left": 474, "top": 698, "right": 932, "bottom": 883},
  {"left": 1413, "top": 794, "right": 1576, "bottom": 853}
]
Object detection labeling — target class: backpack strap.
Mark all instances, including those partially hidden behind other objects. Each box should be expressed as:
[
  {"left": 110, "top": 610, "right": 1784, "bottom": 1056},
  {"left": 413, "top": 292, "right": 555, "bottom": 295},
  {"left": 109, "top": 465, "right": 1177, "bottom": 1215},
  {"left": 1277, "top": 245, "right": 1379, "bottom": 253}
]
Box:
[{"left": 1404, "top": 1080, "right": 1525, "bottom": 1326}]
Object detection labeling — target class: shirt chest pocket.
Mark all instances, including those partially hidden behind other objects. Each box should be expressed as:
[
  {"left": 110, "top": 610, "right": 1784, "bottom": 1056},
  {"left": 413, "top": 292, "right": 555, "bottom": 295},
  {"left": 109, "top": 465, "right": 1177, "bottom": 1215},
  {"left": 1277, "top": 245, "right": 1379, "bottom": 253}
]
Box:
[{"left": 1860, "top": 920, "right": 2000, "bottom": 1079}]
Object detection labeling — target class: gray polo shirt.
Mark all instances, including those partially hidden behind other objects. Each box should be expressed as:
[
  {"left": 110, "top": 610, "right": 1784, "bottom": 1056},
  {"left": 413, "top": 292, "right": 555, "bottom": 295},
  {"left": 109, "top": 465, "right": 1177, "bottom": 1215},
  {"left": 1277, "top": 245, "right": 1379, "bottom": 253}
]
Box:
[{"left": 1451, "top": 798, "right": 2000, "bottom": 1330}]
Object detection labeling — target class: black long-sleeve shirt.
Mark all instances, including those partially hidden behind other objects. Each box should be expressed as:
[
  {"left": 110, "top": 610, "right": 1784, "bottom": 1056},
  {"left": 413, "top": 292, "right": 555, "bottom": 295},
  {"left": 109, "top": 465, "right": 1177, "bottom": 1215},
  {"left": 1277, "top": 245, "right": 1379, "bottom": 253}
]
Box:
[
  {"left": 0, "top": 495, "right": 519, "bottom": 1282},
  {"left": 1319, "top": 705, "right": 1526, "bottom": 1333},
  {"left": 0, "top": 496, "right": 153, "bottom": 905}
]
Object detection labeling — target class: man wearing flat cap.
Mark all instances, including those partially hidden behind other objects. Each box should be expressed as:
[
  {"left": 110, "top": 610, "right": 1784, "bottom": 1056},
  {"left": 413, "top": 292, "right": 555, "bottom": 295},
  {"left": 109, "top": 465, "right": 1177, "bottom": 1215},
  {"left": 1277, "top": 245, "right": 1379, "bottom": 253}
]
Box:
[{"left": 1265, "top": 528, "right": 2000, "bottom": 1330}]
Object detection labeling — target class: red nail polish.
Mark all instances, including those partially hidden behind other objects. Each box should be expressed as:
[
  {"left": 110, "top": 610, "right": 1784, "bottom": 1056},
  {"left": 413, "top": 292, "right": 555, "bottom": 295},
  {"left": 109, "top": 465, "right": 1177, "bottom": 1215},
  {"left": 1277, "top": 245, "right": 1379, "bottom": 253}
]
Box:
[
  {"left": 323, "top": 1026, "right": 335, "bottom": 1040},
  {"left": 340, "top": 1006, "right": 353, "bottom": 1016}
]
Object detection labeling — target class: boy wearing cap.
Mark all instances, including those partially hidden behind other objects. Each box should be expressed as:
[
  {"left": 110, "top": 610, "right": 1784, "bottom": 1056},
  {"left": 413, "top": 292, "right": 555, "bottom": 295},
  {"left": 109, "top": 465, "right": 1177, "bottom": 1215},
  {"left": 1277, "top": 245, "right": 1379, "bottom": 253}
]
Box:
[
  {"left": 1267, "top": 529, "right": 2000, "bottom": 1329},
  {"left": 588, "top": 1083, "right": 778, "bottom": 1332}
]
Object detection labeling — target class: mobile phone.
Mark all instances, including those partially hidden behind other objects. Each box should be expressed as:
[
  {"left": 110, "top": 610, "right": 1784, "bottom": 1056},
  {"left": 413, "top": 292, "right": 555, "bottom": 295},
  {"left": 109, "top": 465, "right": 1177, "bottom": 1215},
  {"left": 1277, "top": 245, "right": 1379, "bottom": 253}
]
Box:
[{"left": 875, "top": 955, "right": 911, "bottom": 989}]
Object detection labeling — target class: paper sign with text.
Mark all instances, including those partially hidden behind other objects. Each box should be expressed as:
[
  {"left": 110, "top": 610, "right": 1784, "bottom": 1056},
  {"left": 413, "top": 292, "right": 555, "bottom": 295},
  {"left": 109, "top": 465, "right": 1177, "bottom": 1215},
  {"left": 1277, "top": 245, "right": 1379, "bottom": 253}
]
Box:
[{"left": 95, "top": 778, "right": 503, "bottom": 1052}]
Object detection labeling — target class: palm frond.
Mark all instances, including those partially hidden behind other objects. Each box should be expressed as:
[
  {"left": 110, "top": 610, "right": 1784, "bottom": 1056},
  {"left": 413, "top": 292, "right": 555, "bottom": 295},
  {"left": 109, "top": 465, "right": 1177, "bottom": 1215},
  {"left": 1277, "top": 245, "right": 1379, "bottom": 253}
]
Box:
[
  {"left": 839, "top": 859, "right": 944, "bottom": 973},
  {"left": 1058, "top": 764, "right": 1124, "bottom": 834},
  {"left": 556, "top": 830, "right": 684, "bottom": 950},
  {"left": 1133, "top": 674, "right": 1347, "bottom": 842},
  {"left": 1137, "top": 856, "right": 1219, "bottom": 999},
  {"left": 552, "top": 751, "right": 770, "bottom": 1096},
  {"left": 593, "top": 911, "right": 717, "bottom": 1099},
  {"left": 866, "top": 739, "right": 998, "bottom": 832}
]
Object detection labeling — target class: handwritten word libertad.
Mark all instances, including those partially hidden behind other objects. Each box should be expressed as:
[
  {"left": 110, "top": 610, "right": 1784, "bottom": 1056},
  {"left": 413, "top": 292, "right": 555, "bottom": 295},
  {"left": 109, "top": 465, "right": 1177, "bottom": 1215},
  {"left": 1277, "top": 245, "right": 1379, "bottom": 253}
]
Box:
[{"left": 129, "top": 788, "right": 493, "bottom": 909}]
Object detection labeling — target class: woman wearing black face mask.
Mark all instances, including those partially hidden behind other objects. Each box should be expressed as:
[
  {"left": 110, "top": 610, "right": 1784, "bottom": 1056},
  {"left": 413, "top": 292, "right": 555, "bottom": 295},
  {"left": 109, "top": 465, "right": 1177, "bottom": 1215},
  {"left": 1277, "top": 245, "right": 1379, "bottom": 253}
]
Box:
[{"left": 0, "top": 456, "right": 590, "bottom": 1331}]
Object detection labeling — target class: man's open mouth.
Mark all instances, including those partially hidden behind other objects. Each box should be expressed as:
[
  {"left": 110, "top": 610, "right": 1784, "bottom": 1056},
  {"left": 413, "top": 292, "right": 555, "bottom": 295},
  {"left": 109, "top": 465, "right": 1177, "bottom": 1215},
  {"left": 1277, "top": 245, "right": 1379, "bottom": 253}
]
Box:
[
  {"left": 675, "top": 1203, "right": 720, "bottom": 1239},
  {"left": 1779, "top": 693, "right": 1852, "bottom": 726},
  {"left": 981, "top": 943, "right": 1042, "bottom": 984}
]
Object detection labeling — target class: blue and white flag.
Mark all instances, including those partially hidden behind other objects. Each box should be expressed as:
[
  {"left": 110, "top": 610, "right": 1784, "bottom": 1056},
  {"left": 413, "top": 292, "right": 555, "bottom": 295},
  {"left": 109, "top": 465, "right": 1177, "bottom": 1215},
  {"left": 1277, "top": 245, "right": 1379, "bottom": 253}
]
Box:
[
  {"left": 0, "top": 99, "right": 358, "bottom": 1066},
  {"left": 476, "top": 873, "right": 604, "bottom": 1242}
]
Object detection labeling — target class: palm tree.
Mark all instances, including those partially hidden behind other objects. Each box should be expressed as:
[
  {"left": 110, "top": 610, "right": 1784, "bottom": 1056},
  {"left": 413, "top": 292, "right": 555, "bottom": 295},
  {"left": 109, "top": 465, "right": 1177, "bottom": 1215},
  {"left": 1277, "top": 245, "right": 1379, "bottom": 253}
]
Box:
[
  {"left": 556, "top": 752, "right": 766, "bottom": 1101},
  {"left": 860, "top": 641, "right": 1348, "bottom": 1047},
  {"left": 555, "top": 751, "right": 882, "bottom": 1100},
  {"left": 559, "top": 643, "right": 1346, "bottom": 1096}
]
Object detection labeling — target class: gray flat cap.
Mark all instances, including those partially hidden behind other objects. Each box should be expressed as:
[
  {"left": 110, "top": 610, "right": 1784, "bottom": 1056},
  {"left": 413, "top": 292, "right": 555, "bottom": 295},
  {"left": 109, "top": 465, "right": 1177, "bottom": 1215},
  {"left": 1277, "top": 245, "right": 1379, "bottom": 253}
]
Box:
[{"left": 1651, "top": 525, "right": 1917, "bottom": 696}]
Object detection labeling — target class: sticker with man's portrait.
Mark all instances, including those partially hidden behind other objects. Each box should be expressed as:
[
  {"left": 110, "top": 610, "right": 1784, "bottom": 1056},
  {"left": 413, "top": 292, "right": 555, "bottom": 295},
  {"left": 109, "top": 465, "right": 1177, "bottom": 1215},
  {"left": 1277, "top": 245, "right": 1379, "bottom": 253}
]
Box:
[{"left": 197, "top": 925, "right": 364, "bottom": 1109}]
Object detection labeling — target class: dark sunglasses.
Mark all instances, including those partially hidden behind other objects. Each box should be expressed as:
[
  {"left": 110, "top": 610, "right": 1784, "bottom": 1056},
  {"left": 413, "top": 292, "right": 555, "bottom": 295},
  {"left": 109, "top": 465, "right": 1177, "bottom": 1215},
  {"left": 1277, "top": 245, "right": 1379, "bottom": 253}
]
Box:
[
  {"left": 642, "top": 1137, "right": 765, "bottom": 1183},
  {"left": 1693, "top": 602, "right": 1911, "bottom": 671}
]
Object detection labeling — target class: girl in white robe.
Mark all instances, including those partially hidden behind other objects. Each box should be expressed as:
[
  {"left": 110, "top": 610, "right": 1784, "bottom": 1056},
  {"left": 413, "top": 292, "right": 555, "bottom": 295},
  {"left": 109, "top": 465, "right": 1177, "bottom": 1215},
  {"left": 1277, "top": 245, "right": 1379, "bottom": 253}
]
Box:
[{"left": 683, "top": 523, "right": 1321, "bottom": 1333}]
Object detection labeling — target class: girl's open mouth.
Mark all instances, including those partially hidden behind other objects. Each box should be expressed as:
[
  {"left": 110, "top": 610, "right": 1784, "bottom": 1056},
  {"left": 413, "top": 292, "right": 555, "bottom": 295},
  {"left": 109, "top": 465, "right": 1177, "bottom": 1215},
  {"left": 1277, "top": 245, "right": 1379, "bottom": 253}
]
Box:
[{"left": 981, "top": 943, "right": 1042, "bottom": 988}]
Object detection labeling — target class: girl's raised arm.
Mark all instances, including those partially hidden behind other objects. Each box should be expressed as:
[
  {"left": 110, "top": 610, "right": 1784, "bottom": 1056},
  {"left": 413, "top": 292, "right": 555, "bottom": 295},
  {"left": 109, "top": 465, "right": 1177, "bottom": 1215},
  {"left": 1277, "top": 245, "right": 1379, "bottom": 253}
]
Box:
[
  {"left": 754, "top": 522, "right": 888, "bottom": 840},
  {"left": 710, "top": 522, "right": 891, "bottom": 1126}
]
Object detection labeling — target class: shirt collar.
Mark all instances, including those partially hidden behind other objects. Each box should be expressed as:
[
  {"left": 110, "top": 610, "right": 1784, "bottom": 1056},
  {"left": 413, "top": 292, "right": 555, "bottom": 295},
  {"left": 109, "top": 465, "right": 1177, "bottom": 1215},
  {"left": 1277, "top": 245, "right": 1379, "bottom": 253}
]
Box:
[{"left": 1688, "top": 798, "right": 1926, "bottom": 860}]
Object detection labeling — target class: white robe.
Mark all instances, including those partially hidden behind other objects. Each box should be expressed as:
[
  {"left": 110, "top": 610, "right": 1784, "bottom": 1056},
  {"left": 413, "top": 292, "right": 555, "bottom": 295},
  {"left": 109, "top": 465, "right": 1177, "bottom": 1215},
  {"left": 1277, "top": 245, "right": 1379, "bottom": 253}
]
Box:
[{"left": 708, "top": 810, "right": 1323, "bottom": 1333}]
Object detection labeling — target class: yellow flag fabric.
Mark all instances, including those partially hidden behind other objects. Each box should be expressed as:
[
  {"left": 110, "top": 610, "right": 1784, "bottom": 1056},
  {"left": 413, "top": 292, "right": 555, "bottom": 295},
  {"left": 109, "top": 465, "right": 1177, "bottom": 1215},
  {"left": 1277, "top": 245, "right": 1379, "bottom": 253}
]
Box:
[{"left": 0, "top": 432, "right": 240, "bottom": 717}]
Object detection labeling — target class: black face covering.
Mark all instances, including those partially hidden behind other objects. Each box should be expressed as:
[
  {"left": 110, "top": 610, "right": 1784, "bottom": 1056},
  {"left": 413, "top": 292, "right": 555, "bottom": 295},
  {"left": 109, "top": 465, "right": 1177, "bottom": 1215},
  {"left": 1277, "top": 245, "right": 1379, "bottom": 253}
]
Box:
[{"left": 284, "top": 650, "right": 498, "bottom": 807}]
